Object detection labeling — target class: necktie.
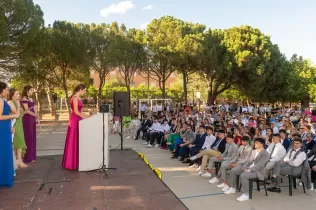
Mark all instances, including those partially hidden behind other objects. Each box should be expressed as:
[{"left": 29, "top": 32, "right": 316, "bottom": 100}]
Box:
[
  {"left": 239, "top": 147, "right": 245, "bottom": 157},
  {"left": 269, "top": 145, "right": 276, "bottom": 159}
]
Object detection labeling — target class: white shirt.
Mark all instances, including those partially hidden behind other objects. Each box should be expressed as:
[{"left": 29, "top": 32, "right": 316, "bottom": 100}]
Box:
[
  {"left": 259, "top": 107, "right": 265, "bottom": 113},
  {"left": 250, "top": 150, "right": 260, "bottom": 168},
  {"left": 242, "top": 107, "right": 248, "bottom": 113},
  {"left": 130, "top": 119, "right": 140, "bottom": 126},
  {"left": 241, "top": 117, "right": 248, "bottom": 126},
  {"left": 162, "top": 123, "right": 170, "bottom": 133},
  {"left": 140, "top": 105, "right": 146, "bottom": 111},
  {"left": 152, "top": 106, "right": 158, "bottom": 112},
  {"left": 248, "top": 106, "right": 254, "bottom": 113},
  {"left": 283, "top": 148, "right": 307, "bottom": 167},
  {"left": 150, "top": 122, "right": 163, "bottom": 132},
  {"left": 273, "top": 126, "right": 279, "bottom": 134},
  {"left": 266, "top": 142, "right": 286, "bottom": 162},
  {"left": 157, "top": 105, "right": 162, "bottom": 111},
  {"left": 266, "top": 106, "right": 271, "bottom": 112},
  {"left": 202, "top": 135, "right": 216, "bottom": 150}
]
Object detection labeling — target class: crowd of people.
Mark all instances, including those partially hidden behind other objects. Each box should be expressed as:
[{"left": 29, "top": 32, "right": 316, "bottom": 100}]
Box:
[
  {"left": 133, "top": 102, "right": 316, "bottom": 201},
  {"left": 0, "top": 82, "right": 37, "bottom": 188}
]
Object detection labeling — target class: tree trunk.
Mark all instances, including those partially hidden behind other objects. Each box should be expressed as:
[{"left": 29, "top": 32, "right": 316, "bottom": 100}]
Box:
[
  {"left": 46, "top": 87, "right": 55, "bottom": 116},
  {"left": 34, "top": 91, "right": 42, "bottom": 120},
  {"left": 208, "top": 93, "right": 217, "bottom": 105},
  {"left": 161, "top": 81, "right": 166, "bottom": 99},
  {"left": 62, "top": 74, "right": 71, "bottom": 116},
  {"left": 183, "top": 72, "right": 188, "bottom": 104},
  {"left": 147, "top": 69, "right": 150, "bottom": 98},
  {"left": 97, "top": 86, "right": 102, "bottom": 109}
]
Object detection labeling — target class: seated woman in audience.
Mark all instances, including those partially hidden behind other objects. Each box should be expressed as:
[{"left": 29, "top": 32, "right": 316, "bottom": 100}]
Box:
[
  {"left": 166, "top": 122, "right": 184, "bottom": 151},
  {"left": 265, "top": 128, "right": 273, "bottom": 145},
  {"left": 233, "top": 127, "right": 242, "bottom": 146},
  {"left": 7, "top": 88, "right": 28, "bottom": 168}
]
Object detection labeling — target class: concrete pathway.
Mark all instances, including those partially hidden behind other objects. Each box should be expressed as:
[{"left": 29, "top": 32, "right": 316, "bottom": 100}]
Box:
[{"left": 36, "top": 122, "right": 316, "bottom": 210}]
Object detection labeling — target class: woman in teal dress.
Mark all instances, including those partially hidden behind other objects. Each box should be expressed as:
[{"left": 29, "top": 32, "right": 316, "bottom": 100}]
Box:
[
  {"left": 8, "top": 88, "right": 28, "bottom": 168},
  {"left": 0, "top": 82, "right": 19, "bottom": 188}
]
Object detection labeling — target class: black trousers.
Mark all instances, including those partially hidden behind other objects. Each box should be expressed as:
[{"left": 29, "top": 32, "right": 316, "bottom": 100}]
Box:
[
  {"left": 135, "top": 126, "right": 146, "bottom": 139},
  {"left": 149, "top": 132, "right": 164, "bottom": 145},
  {"left": 140, "top": 111, "right": 145, "bottom": 120},
  {"left": 309, "top": 161, "right": 316, "bottom": 184},
  {"left": 181, "top": 146, "right": 190, "bottom": 159}
]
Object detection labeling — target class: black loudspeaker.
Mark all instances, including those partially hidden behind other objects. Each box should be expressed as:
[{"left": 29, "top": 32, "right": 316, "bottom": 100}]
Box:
[{"left": 113, "top": 92, "right": 130, "bottom": 116}]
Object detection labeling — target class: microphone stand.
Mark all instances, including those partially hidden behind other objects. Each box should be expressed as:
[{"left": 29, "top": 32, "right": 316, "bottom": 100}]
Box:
[{"left": 88, "top": 104, "right": 116, "bottom": 178}]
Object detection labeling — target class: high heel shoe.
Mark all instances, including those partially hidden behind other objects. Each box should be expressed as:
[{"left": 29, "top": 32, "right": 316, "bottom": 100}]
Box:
[{"left": 18, "top": 161, "right": 28, "bottom": 168}]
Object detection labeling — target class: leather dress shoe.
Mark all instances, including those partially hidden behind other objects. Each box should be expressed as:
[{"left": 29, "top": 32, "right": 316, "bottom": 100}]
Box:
[{"left": 267, "top": 187, "right": 281, "bottom": 193}]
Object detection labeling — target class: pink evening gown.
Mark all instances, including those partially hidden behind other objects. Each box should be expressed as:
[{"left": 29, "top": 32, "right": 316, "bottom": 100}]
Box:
[{"left": 62, "top": 96, "right": 83, "bottom": 170}]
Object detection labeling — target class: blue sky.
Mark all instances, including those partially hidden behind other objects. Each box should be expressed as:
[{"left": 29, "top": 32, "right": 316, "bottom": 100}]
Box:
[{"left": 33, "top": 0, "right": 316, "bottom": 63}]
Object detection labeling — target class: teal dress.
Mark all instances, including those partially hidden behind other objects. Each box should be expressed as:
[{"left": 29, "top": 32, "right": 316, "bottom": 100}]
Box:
[{"left": 0, "top": 99, "right": 14, "bottom": 187}]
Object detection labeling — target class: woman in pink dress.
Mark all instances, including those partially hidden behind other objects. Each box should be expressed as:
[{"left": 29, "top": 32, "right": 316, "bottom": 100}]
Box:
[{"left": 62, "top": 84, "right": 90, "bottom": 170}]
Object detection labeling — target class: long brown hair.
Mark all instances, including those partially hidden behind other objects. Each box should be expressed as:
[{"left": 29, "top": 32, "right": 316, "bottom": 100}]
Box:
[
  {"left": 0, "top": 81, "right": 7, "bottom": 95},
  {"left": 7, "top": 88, "right": 17, "bottom": 101},
  {"left": 21, "top": 85, "right": 33, "bottom": 99},
  {"left": 71, "top": 84, "right": 86, "bottom": 98}
]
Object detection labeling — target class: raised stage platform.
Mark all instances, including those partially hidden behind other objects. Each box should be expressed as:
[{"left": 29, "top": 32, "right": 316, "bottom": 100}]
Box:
[{"left": 0, "top": 149, "right": 187, "bottom": 210}]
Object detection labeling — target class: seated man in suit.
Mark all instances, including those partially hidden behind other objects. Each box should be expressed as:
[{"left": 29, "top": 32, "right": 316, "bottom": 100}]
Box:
[
  {"left": 135, "top": 115, "right": 151, "bottom": 140},
  {"left": 267, "top": 137, "right": 307, "bottom": 193},
  {"left": 190, "top": 129, "right": 227, "bottom": 175},
  {"left": 279, "top": 129, "right": 291, "bottom": 151},
  {"left": 304, "top": 133, "right": 315, "bottom": 153},
  {"left": 189, "top": 126, "right": 216, "bottom": 168},
  {"left": 265, "top": 134, "right": 286, "bottom": 179},
  {"left": 224, "top": 138, "right": 269, "bottom": 202},
  {"left": 145, "top": 117, "right": 164, "bottom": 147},
  {"left": 216, "top": 136, "right": 253, "bottom": 191},
  {"left": 307, "top": 144, "right": 316, "bottom": 190},
  {"left": 204, "top": 133, "right": 239, "bottom": 179}
]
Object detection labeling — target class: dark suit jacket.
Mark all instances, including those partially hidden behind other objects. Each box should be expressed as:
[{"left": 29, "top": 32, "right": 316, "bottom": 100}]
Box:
[
  {"left": 211, "top": 137, "right": 227, "bottom": 154},
  {"left": 194, "top": 133, "right": 207, "bottom": 148},
  {"left": 307, "top": 144, "right": 316, "bottom": 161},
  {"left": 282, "top": 138, "right": 291, "bottom": 151}
]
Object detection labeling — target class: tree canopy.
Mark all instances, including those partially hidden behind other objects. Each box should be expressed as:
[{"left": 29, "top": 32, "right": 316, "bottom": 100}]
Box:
[{"left": 5, "top": 13, "right": 316, "bottom": 108}]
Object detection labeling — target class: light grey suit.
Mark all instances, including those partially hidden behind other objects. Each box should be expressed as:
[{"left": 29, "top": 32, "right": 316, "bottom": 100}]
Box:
[
  {"left": 218, "top": 145, "right": 252, "bottom": 181},
  {"left": 207, "top": 143, "right": 239, "bottom": 170},
  {"left": 229, "top": 149, "right": 269, "bottom": 193}
]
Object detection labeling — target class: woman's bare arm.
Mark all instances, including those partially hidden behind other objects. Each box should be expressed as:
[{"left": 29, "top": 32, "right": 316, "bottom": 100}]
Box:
[
  {"left": 73, "top": 97, "right": 87, "bottom": 119},
  {"left": 8, "top": 101, "right": 17, "bottom": 114},
  {"left": 0, "top": 100, "right": 18, "bottom": 120},
  {"left": 21, "top": 98, "right": 37, "bottom": 117}
]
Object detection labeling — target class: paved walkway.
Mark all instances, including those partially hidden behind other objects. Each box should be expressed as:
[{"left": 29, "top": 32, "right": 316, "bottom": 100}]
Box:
[{"left": 36, "top": 122, "right": 316, "bottom": 210}]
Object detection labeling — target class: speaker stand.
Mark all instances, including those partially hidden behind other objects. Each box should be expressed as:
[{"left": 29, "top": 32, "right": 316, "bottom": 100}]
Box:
[{"left": 118, "top": 102, "right": 124, "bottom": 151}]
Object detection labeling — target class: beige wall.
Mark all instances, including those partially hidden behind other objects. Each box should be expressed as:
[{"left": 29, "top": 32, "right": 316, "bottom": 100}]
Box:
[{"left": 90, "top": 69, "right": 178, "bottom": 89}]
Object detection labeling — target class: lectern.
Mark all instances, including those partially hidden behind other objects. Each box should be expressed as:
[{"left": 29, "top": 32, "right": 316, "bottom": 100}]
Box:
[{"left": 79, "top": 113, "right": 109, "bottom": 172}]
